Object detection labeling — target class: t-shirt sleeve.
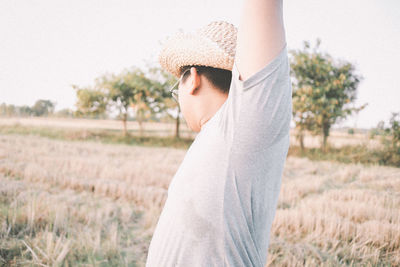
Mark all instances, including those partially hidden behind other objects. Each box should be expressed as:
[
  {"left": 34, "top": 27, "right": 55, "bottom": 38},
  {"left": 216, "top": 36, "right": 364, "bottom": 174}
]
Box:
[{"left": 229, "top": 43, "right": 292, "bottom": 152}]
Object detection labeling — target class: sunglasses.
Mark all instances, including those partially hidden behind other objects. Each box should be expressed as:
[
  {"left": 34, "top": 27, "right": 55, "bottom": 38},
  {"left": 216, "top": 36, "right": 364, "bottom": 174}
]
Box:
[{"left": 169, "top": 68, "right": 191, "bottom": 102}]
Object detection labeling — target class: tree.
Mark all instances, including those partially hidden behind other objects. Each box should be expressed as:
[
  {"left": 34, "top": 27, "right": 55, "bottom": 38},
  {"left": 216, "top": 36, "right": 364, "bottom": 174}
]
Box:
[
  {"left": 19, "top": 105, "right": 33, "bottom": 116},
  {"left": 147, "top": 66, "right": 181, "bottom": 138},
  {"left": 125, "top": 68, "right": 157, "bottom": 136},
  {"left": 73, "top": 66, "right": 177, "bottom": 137},
  {"left": 97, "top": 73, "right": 135, "bottom": 136},
  {"left": 0, "top": 103, "right": 15, "bottom": 116},
  {"left": 31, "top": 99, "right": 55, "bottom": 117},
  {"left": 384, "top": 112, "right": 400, "bottom": 151},
  {"left": 377, "top": 112, "right": 400, "bottom": 167},
  {"left": 290, "top": 39, "right": 367, "bottom": 151},
  {"left": 55, "top": 108, "right": 74, "bottom": 118},
  {"left": 73, "top": 85, "right": 108, "bottom": 119},
  {"left": 0, "top": 103, "right": 32, "bottom": 117},
  {"left": 97, "top": 67, "right": 156, "bottom": 137}
]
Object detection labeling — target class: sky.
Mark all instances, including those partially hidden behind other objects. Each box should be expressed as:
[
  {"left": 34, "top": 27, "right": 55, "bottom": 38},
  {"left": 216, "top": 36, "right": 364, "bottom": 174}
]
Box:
[{"left": 0, "top": 0, "right": 399, "bottom": 129}]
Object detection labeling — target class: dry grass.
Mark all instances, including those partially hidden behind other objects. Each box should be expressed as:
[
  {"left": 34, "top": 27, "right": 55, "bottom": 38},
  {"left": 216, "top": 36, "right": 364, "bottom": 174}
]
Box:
[
  {"left": 0, "top": 134, "right": 399, "bottom": 266},
  {"left": 270, "top": 158, "right": 400, "bottom": 266},
  {"left": 289, "top": 129, "right": 382, "bottom": 149},
  {"left": 0, "top": 117, "right": 381, "bottom": 149},
  {"left": 0, "top": 117, "right": 196, "bottom": 139}
]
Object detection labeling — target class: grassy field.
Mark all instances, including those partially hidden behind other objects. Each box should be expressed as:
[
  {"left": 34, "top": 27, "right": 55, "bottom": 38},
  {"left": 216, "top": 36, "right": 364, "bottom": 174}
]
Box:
[
  {"left": 0, "top": 118, "right": 399, "bottom": 266},
  {"left": 0, "top": 118, "right": 395, "bottom": 168},
  {"left": 0, "top": 117, "right": 196, "bottom": 139},
  {"left": 0, "top": 117, "right": 382, "bottom": 149}
]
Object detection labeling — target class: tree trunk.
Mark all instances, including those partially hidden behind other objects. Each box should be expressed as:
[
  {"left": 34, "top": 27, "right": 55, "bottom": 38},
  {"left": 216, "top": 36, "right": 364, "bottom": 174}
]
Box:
[
  {"left": 321, "top": 122, "right": 330, "bottom": 152},
  {"left": 322, "top": 134, "right": 327, "bottom": 152},
  {"left": 136, "top": 109, "right": 144, "bottom": 137},
  {"left": 175, "top": 116, "right": 180, "bottom": 139},
  {"left": 296, "top": 127, "right": 305, "bottom": 151},
  {"left": 138, "top": 120, "right": 143, "bottom": 137},
  {"left": 299, "top": 131, "right": 305, "bottom": 151},
  {"left": 122, "top": 113, "right": 128, "bottom": 137}
]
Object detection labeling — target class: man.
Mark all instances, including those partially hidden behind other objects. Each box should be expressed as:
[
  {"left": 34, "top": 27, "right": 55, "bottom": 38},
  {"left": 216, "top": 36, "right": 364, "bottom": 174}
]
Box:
[{"left": 146, "top": 0, "right": 291, "bottom": 266}]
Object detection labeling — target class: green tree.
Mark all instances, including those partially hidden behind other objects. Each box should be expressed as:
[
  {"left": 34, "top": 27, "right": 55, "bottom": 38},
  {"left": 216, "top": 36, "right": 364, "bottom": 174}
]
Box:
[
  {"left": 0, "top": 103, "right": 32, "bottom": 117},
  {"left": 290, "top": 39, "right": 367, "bottom": 151},
  {"left": 125, "top": 68, "right": 157, "bottom": 136},
  {"left": 147, "top": 66, "right": 181, "bottom": 138},
  {"left": 378, "top": 112, "right": 400, "bottom": 167},
  {"left": 388, "top": 112, "right": 400, "bottom": 150},
  {"left": 97, "top": 67, "right": 156, "bottom": 137},
  {"left": 55, "top": 108, "right": 74, "bottom": 118},
  {"left": 73, "top": 85, "right": 108, "bottom": 119},
  {"left": 31, "top": 99, "right": 55, "bottom": 117},
  {"left": 19, "top": 105, "right": 33, "bottom": 116},
  {"left": 98, "top": 73, "right": 134, "bottom": 136},
  {"left": 73, "top": 66, "right": 174, "bottom": 137}
]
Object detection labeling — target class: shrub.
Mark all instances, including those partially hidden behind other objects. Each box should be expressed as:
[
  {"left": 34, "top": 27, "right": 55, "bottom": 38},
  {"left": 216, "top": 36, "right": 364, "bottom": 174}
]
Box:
[
  {"left": 379, "top": 112, "right": 400, "bottom": 167},
  {"left": 347, "top": 128, "right": 354, "bottom": 135}
]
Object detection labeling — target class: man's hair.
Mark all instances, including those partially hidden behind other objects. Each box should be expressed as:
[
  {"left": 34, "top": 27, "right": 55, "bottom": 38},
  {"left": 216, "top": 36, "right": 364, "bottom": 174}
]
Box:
[{"left": 179, "top": 65, "right": 232, "bottom": 94}]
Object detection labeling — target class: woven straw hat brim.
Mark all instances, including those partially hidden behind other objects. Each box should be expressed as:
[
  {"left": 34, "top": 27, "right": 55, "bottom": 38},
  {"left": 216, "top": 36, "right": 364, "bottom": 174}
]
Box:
[{"left": 159, "top": 32, "right": 235, "bottom": 78}]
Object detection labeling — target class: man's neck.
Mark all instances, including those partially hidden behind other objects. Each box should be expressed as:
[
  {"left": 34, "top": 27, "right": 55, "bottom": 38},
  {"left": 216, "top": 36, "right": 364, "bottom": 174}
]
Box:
[{"left": 199, "top": 93, "right": 228, "bottom": 130}]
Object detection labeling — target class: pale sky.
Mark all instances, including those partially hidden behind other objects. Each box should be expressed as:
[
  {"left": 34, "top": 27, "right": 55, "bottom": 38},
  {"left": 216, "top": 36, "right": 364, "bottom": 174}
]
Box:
[{"left": 0, "top": 0, "right": 399, "bottom": 129}]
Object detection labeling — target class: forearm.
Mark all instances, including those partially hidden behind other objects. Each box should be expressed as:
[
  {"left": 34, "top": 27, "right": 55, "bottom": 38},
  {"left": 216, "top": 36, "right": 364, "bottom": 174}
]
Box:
[{"left": 235, "top": 0, "right": 286, "bottom": 81}]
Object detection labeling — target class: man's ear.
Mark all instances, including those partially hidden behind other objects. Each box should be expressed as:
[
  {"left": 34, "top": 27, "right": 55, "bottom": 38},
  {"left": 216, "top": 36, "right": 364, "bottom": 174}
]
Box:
[{"left": 188, "top": 67, "right": 201, "bottom": 95}]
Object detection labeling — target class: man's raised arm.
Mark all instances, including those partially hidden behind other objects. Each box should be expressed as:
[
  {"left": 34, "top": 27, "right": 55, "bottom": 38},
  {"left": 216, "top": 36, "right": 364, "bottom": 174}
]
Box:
[{"left": 235, "top": 0, "right": 286, "bottom": 81}]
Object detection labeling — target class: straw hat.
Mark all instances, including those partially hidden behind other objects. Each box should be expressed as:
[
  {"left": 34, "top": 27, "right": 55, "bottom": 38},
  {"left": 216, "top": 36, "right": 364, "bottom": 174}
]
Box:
[{"left": 159, "top": 21, "right": 238, "bottom": 78}]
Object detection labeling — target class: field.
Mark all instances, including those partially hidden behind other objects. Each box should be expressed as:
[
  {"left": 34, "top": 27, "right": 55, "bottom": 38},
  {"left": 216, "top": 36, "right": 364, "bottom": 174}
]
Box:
[
  {"left": 0, "top": 117, "right": 382, "bottom": 149},
  {"left": 0, "top": 117, "right": 196, "bottom": 139},
  {"left": 0, "top": 118, "right": 399, "bottom": 266}
]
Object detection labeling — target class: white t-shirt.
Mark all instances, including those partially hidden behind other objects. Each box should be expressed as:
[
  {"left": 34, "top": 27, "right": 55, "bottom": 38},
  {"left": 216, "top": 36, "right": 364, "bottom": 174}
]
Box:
[{"left": 146, "top": 44, "right": 292, "bottom": 267}]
